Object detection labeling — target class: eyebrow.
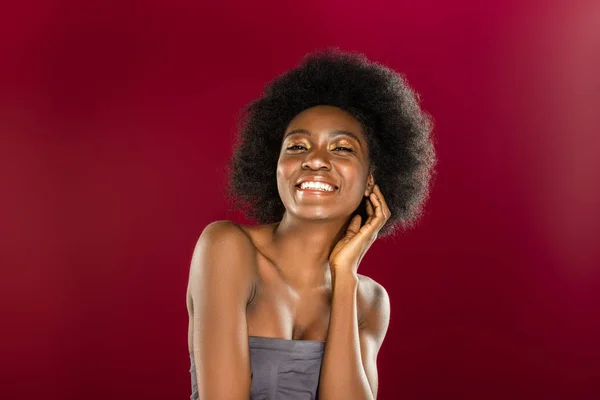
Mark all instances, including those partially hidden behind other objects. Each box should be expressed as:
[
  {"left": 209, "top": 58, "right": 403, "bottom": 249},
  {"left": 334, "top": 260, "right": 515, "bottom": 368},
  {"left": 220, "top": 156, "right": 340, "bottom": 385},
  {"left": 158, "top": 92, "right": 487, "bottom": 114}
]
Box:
[{"left": 283, "top": 129, "right": 362, "bottom": 145}]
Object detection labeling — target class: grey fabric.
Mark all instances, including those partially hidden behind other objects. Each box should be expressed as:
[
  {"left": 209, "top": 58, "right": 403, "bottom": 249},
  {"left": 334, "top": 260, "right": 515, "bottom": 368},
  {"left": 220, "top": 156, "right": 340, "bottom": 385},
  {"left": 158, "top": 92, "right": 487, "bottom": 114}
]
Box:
[{"left": 190, "top": 336, "right": 326, "bottom": 400}]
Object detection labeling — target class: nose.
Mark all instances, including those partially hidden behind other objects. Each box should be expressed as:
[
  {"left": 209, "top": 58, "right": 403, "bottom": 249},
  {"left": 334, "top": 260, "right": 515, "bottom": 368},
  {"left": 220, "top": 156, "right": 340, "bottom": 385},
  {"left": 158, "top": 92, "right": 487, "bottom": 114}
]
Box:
[{"left": 301, "top": 147, "right": 331, "bottom": 170}]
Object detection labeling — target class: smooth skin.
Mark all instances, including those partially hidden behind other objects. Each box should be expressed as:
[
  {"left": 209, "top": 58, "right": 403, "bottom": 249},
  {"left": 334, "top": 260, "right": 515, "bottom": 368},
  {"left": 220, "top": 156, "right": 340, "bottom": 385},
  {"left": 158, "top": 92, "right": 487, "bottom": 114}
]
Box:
[{"left": 186, "top": 105, "right": 391, "bottom": 399}]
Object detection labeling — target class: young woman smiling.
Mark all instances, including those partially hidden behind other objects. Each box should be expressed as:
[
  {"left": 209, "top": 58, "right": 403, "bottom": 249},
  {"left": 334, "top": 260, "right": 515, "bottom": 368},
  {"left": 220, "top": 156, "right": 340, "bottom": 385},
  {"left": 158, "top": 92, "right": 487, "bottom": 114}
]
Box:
[{"left": 186, "top": 48, "right": 436, "bottom": 400}]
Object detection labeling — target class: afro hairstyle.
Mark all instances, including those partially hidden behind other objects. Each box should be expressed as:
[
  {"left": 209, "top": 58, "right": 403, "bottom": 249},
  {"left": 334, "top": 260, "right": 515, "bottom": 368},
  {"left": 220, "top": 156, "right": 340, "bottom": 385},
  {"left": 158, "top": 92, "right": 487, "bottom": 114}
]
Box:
[{"left": 227, "top": 48, "right": 436, "bottom": 237}]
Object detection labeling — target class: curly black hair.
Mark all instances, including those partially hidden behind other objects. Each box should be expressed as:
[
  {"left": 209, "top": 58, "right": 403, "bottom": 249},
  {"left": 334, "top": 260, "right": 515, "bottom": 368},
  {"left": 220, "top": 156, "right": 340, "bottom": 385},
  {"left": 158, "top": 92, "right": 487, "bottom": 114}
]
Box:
[{"left": 226, "top": 48, "right": 436, "bottom": 237}]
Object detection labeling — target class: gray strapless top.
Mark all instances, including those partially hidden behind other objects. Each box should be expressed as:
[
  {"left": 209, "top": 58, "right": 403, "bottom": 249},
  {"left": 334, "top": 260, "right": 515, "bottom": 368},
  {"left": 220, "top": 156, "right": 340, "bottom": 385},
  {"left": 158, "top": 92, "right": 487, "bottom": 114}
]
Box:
[{"left": 190, "top": 336, "right": 326, "bottom": 400}]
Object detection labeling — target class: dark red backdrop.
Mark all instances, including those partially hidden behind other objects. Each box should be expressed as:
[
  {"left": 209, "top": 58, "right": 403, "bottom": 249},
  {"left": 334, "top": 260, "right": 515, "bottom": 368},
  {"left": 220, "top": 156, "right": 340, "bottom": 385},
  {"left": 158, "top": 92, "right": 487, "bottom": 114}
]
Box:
[{"left": 2, "top": 1, "right": 599, "bottom": 399}]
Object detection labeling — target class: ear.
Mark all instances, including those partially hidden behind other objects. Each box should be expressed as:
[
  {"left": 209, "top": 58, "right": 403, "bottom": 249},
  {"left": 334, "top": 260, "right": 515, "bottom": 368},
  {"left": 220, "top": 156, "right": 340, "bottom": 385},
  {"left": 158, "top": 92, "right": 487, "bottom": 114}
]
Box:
[{"left": 364, "top": 168, "right": 375, "bottom": 197}]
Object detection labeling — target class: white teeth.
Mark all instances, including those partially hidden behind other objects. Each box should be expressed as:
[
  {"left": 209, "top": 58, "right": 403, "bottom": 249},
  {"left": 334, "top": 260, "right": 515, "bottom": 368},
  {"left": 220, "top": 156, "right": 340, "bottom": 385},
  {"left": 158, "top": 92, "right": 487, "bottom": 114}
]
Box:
[{"left": 299, "top": 181, "right": 335, "bottom": 191}]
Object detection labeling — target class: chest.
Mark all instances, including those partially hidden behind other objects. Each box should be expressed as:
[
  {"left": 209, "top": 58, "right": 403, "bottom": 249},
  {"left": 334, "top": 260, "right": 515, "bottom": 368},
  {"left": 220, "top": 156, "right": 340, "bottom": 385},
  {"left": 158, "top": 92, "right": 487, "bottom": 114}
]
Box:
[
  {"left": 246, "top": 273, "right": 332, "bottom": 341},
  {"left": 245, "top": 260, "right": 366, "bottom": 341}
]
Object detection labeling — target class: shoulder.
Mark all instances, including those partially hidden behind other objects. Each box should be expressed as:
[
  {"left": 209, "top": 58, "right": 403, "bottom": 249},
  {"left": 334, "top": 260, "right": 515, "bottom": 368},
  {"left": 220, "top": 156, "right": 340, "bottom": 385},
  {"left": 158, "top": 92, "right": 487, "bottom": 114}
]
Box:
[
  {"left": 357, "top": 274, "right": 391, "bottom": 333},
  {"left": 197, "top": 220, "right": 253, "bottom": 245},
  {"left": 197, "top": 220, "right": 271, "bottom": 250},
  {"left": 357, "top": 274, "right": 390, "bottom": 308},
  {"left": 191, "top": 220, "right": 260, "bottom": 261},
  {"left": 189, "top": 220, "right": 258, "bottom": 299}
]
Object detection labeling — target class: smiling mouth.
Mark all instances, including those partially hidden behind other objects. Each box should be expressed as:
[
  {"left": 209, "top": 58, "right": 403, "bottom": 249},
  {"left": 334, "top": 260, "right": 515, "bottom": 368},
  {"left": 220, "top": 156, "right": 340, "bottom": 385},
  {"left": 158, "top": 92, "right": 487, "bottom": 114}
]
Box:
[{"left": 295, "top": 183, "right": 338, "bottom": 194}]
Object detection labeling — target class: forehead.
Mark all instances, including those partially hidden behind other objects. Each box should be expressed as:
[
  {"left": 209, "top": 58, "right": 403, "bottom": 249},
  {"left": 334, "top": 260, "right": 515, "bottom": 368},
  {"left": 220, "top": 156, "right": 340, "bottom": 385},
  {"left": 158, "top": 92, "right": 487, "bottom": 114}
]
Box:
[{"left": 285, "top": 105, "right": 366, "bottom": 142}]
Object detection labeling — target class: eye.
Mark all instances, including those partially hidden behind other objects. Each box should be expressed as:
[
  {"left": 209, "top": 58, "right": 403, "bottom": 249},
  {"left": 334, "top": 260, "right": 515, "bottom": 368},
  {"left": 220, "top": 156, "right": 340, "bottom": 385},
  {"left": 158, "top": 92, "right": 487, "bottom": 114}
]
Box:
[
  {"left": 333, "top": 146, "right": 354, "bottom": 152},
  {"left": 287, "top": 145, "right": 307, "bottom": 151}
]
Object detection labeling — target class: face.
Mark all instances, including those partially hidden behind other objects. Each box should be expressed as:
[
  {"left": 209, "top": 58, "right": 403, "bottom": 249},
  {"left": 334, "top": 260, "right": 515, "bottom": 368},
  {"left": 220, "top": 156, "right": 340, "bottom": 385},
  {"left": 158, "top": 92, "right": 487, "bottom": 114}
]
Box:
[{"left": 276, "top": 105, "right": 374, "bottom": 221}]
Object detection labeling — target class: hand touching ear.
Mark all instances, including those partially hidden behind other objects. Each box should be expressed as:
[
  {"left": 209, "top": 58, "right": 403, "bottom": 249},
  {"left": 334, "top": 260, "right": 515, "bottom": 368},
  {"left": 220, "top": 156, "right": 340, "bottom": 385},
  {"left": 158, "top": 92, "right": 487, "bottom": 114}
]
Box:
[{"left": 328, "top": 184, "right": 391, "bottom": 275}]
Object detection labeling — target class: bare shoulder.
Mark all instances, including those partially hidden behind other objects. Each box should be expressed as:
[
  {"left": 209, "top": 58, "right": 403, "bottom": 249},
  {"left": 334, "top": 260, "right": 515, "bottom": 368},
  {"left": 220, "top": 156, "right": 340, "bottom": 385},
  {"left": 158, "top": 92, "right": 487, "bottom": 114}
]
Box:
[
  {"left": 187, "top": 220, "right": 258, "bottom": 305},
  {"left": 189, "top": 220, "right": 258, "bottom": 265},
  {"left": 357, "top": 274, "right": 391, "bottom": 330},
  {"left": 357, "top": 274, "right": 389, "bottom": 304},
  {"left": 196, "top": 220, "right": 254, "bottom": 247}
]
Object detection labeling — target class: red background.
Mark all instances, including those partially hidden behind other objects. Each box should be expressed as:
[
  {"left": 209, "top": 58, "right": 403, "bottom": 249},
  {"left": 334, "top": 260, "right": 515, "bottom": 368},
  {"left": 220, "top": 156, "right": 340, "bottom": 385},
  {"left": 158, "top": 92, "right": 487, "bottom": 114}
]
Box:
[{"left": 2, "top": 1, "right": 599, "bottom": 399}]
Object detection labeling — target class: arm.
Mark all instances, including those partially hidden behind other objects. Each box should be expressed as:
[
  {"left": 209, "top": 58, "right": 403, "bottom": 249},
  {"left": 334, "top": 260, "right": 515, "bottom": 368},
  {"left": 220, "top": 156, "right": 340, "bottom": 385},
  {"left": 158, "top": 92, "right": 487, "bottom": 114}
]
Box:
[
  {"left": 358, "top": 279, "right": 391, "bottom": 399},
  {"left": 188, "top": 220, "right": 256, "bottom": 399},
  {"left": 319, "top": 184, "right": 392, "bottom": 399},
  {"left": 318, "top": 273, "right": 390, "bottom": 400}
]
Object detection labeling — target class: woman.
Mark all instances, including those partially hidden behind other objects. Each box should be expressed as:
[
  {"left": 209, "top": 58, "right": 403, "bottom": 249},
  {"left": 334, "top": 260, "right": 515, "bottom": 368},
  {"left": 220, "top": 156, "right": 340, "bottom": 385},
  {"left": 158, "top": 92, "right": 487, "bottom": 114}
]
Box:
[{"left": 186, "top": 48, "right": 436, "bottom": 399}]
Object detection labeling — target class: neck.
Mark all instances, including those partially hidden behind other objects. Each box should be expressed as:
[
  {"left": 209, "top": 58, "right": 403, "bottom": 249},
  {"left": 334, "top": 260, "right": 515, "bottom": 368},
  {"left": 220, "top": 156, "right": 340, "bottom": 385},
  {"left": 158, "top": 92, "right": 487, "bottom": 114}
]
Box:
[{"left": 269, "top": 212, "right": 351, "bottom": 287}]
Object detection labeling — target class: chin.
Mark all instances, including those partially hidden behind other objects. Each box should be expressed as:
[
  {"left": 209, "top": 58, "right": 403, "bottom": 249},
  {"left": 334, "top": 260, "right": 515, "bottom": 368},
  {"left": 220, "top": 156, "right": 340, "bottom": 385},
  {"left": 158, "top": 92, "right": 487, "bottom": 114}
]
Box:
[{"left": 287, "top": 206, "right": 347, "bottom": 222}]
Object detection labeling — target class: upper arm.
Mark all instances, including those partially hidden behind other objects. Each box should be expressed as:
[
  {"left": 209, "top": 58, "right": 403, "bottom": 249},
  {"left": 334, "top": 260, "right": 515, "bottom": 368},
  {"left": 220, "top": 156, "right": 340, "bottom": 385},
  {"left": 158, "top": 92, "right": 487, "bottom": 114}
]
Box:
[
  {"left": 188, "top": 220, "right": 256, "bottom": 399},
  {"left": 358, "top": 279, "right": 391, "bottom": 399}
]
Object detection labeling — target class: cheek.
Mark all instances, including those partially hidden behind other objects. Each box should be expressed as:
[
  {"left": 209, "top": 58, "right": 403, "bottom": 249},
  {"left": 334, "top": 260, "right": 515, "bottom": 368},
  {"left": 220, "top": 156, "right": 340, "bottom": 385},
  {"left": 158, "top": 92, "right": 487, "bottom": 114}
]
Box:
[
  {"left": 276, "top": 158, "right": 294, "bottom": 180},
  {"left": 339, "top": 164, "right": 369, "bottom": 191},
  {"left": 276, "top": 158, "right": 298, "bottom": 194}
]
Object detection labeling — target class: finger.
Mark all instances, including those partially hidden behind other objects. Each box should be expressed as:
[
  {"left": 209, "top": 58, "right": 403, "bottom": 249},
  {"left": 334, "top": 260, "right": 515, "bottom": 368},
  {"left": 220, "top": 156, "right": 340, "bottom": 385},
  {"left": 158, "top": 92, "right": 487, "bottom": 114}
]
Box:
[
  {"left": 363, "top": 203, "right": 375, "bottom": 228},
  {"left": 368, "top": 192, "right": 388, "bottom": 230},
  {"left": 374, "top": 185, "right": 390, "bottom": 218},
  {"left": 373, "top": 185, "right": 391, "bottom": 220},
  {"left": 362, "top": 193, "right": 382, "bottom": 232},
  {"left": 370, "top": 191, "right": 384, "bottom": 219},
  {"left": 365, "top": 196, "right": 374, "bottom": 216},
  {"left": 364, "top": 197, "right": 377, "bottom": 226},
  {"left": 346, "top": 214, "right": 362, "bottom": 236}
]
